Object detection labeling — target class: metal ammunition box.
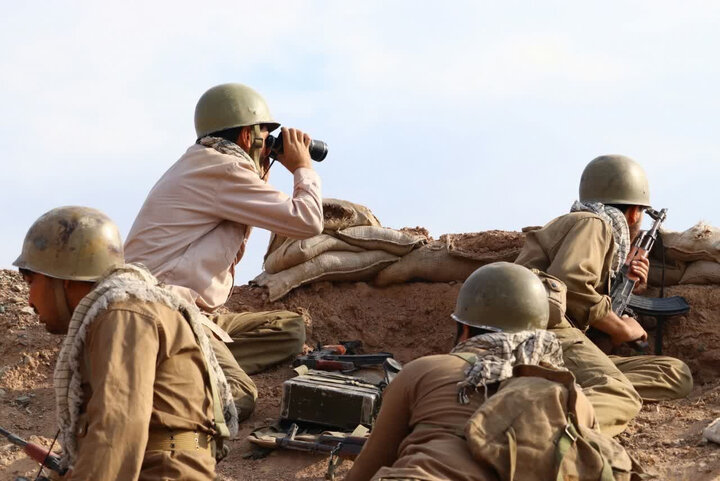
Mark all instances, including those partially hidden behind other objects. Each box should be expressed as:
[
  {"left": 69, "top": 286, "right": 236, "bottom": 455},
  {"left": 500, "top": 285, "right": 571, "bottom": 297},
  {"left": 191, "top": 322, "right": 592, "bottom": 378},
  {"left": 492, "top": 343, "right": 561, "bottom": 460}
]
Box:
[{"left": 280, "top": 370, "right": 382, "bottom": 429}]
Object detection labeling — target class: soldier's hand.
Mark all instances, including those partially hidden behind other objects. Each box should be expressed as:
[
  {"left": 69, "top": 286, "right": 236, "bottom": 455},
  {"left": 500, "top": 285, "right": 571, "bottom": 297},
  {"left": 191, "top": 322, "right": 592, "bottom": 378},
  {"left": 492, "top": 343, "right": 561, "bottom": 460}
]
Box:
[
  {"left": 629, "top": 256, "right": 649, "bottom": 283},
  {"left": 612, "top": 315, "right": 648, "bottom": 345},
  {"left": 277, "top": 127, "right": 313, "bottom": 173}
]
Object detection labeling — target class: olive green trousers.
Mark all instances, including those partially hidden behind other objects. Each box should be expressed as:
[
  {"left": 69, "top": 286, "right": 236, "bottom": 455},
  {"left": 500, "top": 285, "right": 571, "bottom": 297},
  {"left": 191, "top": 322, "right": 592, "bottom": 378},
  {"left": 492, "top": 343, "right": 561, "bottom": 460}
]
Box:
[
  {"left": 204, "top": 310, "right": 307, "bottom": 422},
  {"left": 553, "top": 327, "right": 693, "bottom": 437}
]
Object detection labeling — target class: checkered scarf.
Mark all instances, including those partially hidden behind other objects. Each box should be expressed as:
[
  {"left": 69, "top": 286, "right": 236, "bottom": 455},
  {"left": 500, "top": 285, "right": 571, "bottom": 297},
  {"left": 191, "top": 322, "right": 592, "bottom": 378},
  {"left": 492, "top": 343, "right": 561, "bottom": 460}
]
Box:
[
  {"left": 570, "top": 200, "right": 630, "bottom": 274},
  {"left": 451, "top": 330, "right": 565, "bottom": 404},
  {"left": 199, "top": 136, "right": 261, "bottom": 175}
]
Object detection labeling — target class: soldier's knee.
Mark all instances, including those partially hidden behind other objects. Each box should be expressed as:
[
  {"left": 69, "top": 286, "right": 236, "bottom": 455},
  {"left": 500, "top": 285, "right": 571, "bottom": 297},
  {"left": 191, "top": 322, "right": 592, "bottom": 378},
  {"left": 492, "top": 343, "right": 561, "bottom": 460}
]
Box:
[
  {"left": 613, "top": 376, "right": 643, "bottom": 416},
  {"left": 279, "top": 310, "right": 307, "bottom": 348},
  {"left": 671, "top": 360, "right": 693, "bottom": 398},
  {"left": 234, "top": 393, "right": 257, "bottom": 423},
  {"left": 624, "top": 356, "right": 693, "bottom": 401}
]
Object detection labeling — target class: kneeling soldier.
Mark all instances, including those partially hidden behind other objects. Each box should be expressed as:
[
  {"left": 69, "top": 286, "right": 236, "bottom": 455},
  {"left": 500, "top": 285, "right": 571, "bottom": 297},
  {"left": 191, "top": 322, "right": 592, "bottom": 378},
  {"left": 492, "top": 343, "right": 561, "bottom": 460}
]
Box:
[
  {"left": 515, "top": 154, "right": 692, "bottom": 436},
  {"left": 15, "top": 207, "right": 237, "bottom": 480}
]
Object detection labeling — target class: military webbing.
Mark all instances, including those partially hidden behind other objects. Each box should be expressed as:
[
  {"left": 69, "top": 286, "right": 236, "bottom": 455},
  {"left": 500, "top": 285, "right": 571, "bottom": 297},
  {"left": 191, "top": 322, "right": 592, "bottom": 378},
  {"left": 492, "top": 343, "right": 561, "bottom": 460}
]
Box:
[
  {"left": 506, "top": 426, "right": 517, "bottom": 481},
  {"left": 451, "top": 352, "right": 477, "bottom": 365},
  {"left": 146, "top": 430, "right": 212, "bottom": 454},
  {"left": 554, "top": 418, "right": 615, "bottom": 481},
  {"left": 200, "top": 341, "right": 231, "bottom": 441}
]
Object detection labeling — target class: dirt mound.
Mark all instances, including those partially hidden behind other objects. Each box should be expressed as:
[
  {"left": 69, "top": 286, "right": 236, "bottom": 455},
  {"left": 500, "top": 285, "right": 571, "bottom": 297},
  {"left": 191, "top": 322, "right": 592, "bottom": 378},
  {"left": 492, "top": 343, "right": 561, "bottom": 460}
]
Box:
[
  {"left": 3, "top": 250, "right": 720, "bottom": 480},
  {"left": 654, "top": 285, "right": 720, "bottom": 384},
  {"left": 226, "top": 278, "right": 720, "bottom": 480},
  {"left": 0, "top": 270, "right": 61, "bottom": 480},
  {"left": 442, "top": 230, "right": 525, "bottom": 262},
  {"left": 227, "top": 281, "right": 461, "bottom": 361}
]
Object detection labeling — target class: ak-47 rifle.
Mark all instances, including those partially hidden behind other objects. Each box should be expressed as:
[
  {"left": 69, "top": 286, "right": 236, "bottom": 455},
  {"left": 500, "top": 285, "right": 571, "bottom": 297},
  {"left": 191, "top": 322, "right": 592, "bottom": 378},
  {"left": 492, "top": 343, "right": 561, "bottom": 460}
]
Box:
[
  {"left": 609, "top": 207, "right": 668, "bottom": 351},
  {"left": 275, "top": 423, "right": 367, "bottom": 457},
  {"left": 0, "top": 426, "right": 66, "bottom": 476},
  {"left": 275, "top": 423, "right": 367, "bottom": 481},
  {"left": 293, "top": 341, "right": 394, "bottom": 372}
]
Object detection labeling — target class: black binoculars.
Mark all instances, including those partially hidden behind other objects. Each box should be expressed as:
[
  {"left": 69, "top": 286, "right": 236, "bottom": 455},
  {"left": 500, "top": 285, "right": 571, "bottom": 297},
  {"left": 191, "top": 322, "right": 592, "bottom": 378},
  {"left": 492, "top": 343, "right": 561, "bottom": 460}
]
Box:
[{"left": 266, "top": 132, "right": 328, "bottom": 162}]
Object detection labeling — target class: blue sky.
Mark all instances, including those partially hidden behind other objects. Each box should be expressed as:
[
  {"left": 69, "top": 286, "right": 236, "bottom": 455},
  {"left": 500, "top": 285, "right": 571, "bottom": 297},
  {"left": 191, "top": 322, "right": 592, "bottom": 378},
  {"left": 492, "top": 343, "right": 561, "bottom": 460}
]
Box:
[{"left": 1, "top": 1, "right": 718, "bottom": 283}]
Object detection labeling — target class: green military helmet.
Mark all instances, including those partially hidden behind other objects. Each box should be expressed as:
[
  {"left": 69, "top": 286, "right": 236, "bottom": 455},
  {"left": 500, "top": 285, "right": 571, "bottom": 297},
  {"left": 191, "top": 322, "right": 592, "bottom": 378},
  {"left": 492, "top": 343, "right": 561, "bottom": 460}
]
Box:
[
  {"left": 579, "top": 154, "right": 651, "bottom": 207},
  {"left": 13, "top": 206, "right": 124, "bottom": 282},
  {"left": 451, "top": 262, "right": 549, "bottom": 332},
  {"left": 194, "top": 83, "right": 281, "bottom": 139}
]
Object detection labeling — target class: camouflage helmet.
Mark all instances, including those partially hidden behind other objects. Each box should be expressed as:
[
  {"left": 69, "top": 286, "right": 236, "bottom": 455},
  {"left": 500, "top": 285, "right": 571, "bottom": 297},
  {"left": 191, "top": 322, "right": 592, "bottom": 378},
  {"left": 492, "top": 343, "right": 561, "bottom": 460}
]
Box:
[
  {"left": 451, "top": 262, "right": 549, "bottom": 332},
  {"left": 579, "top": 155, "right": 651, "bottom": 207},
  {"left": 194, "top": 83, "right": 280, "bottom": 139},
  {"left": 13, "top": 206, "right": 124, "bottom": 281}
]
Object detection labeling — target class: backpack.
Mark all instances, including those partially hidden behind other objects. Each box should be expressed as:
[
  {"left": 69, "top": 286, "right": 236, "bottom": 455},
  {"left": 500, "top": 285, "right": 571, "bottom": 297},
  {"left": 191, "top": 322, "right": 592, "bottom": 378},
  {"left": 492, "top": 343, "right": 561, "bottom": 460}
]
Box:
[
  {"left": 460, "top": 361, "right": 642, "bottom": 481},
  {"left": 531, "top": 269, "right": 573, "bottom": 329}
]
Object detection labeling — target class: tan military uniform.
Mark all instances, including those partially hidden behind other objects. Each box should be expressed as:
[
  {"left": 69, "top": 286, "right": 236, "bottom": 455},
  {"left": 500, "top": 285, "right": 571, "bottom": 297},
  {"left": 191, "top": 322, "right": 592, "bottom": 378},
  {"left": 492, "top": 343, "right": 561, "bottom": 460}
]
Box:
[
  {"left": 204, "top": 310, "right": 307, "bottom": 421},
  {"left": 345, "top": 354, "right": 496, "bottom": 481},
  {"left": 515, "top": 211, "right": 693, "bottom": 436},
  {"left": 124, "top": 143, "right": 323, "bottom": 417},
  {"left": 68, "top": 299, "right": 215, "bottom": 480}
]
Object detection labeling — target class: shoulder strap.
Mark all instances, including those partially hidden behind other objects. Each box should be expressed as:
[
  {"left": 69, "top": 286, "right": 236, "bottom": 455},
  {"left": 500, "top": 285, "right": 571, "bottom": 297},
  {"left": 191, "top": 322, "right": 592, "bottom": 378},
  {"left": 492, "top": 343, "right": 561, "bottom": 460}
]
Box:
[
  {"left": 555, "top": 417, "right": 614, "bottom": 481},
  {"left": 451, "top": 352, "right": 477, "bottom": 365}
]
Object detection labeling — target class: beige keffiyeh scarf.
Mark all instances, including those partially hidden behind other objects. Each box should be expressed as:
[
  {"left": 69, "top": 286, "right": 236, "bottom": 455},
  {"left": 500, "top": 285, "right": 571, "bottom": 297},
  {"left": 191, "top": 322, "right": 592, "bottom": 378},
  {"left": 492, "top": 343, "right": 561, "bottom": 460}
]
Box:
[
  {"left": 570, "top": 200, "right": 631, "bottom": 274},
  {"left": 451, "top": 330, "right": 565, "bottom": 404},
  {"left": 53, "top": 264, "right": 238, "bottom": 470},
  {"left": 199, "top": 136, "right": 263, "bottom": 176}
]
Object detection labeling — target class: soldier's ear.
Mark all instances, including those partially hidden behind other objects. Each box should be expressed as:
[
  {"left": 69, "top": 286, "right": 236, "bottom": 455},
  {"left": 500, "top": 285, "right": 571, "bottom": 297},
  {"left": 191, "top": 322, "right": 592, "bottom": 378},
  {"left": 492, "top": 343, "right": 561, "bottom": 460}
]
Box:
[{"left": 237, "top": 127, "right": 251, "bottom": 149}]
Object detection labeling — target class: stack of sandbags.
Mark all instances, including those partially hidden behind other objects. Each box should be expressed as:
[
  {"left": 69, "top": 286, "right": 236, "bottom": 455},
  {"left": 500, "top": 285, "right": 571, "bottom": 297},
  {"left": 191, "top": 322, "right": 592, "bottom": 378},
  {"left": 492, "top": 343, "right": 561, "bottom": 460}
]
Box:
[
  {"left": 660, "top": 222, "right": 720, "bottom": 286},
  {"left": 253, "top": 199, "right": 428, "bottom": 301},
  {"left": 374, "top": 230, "right": 525, "bottom": 286}
]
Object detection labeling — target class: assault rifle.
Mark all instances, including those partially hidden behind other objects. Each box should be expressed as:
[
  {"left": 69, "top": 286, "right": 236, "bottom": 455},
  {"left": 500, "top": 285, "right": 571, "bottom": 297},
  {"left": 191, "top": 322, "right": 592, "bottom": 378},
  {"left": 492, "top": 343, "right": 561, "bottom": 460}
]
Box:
[
  {"left": 293, "top": 341, "right": 394, "bottom": 372},
  {"left": 609, "top": 208, "right": 667, "bottom": 351},
  {"left": 275, "top": 423, "right": 367, "bottom": 481},
  {"left": 0, "top": 426, "right": 66, "bottom": 476},
  {"left": 275, "top": 423, "right": 367, "bottom": 457}
]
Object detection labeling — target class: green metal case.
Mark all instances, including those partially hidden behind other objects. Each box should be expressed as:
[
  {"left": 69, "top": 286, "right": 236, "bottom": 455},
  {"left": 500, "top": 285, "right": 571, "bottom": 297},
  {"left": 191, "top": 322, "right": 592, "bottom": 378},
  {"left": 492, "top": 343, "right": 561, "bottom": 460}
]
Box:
[{"left": 280, "top": 370, "right": 382, "bottom": 429}]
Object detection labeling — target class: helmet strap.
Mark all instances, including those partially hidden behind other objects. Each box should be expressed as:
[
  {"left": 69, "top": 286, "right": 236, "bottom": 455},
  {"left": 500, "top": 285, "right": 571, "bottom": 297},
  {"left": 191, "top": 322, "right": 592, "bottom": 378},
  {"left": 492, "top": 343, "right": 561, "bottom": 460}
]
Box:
[
  {"left": 51, "top": 278, "right": 72, "bottom": 325},
  {"left": 248, "top": 124, "right": 265, "bottom": 176}
]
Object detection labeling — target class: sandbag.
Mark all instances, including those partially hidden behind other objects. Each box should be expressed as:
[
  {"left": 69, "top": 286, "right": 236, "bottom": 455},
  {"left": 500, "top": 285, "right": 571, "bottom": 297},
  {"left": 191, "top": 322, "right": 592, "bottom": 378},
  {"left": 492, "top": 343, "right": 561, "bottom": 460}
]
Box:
[
  {"left": 253, "top": 250, "right": 398, "bottom": 301},
  {"left": 679, "top": 260, "right": 720, "bottom": 285},
  {"left": 465, "top": 364, "right": 637, "bottom": 481},
  {"left": 443, "top": 231, "right": 525, "bottom": 262},
  {"left": 263, "top": 235, "right": 364, "bottom": 274},
  {"left": 322, "top": 198, "right": 381, "bottom": 232},
  {"left": 663, "top": 223, "right": 720, "bottom": 263},
  {"left": 647, "top": 258, "right": 686, "bottom": 287},
  {"left": 265, "top": 198, "right": 382, "bottom": 260},
  {"left": 335, "top": 226, "right": 427, "bottom": 257},
  {"left": 373, "top": 241, "right": 485, "bottom": 287}
]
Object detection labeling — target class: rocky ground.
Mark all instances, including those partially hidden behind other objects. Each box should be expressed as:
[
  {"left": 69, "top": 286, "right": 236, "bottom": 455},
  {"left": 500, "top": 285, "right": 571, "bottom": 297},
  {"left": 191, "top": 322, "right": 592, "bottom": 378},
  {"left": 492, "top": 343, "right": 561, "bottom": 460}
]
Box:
[{"left": 1, "top": 269, "right": 720, "bottom": 480}]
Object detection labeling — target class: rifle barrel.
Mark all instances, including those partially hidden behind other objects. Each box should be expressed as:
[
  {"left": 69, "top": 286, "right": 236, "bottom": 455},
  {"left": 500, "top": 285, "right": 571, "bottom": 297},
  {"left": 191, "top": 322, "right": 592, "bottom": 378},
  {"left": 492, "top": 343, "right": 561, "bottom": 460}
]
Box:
[
  {"left": 0, "top": 426, "right": 27, "bottom": 447},
  {"left": 0, "top": 426, "right": 66, "bottom": 474}
]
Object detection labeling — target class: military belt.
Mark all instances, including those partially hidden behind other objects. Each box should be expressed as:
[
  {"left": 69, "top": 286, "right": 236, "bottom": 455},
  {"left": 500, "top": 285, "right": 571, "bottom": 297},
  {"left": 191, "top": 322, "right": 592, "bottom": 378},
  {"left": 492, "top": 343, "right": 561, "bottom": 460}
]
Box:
[{"left": 146, "top": 430, "right": 212, "bottom": 454}]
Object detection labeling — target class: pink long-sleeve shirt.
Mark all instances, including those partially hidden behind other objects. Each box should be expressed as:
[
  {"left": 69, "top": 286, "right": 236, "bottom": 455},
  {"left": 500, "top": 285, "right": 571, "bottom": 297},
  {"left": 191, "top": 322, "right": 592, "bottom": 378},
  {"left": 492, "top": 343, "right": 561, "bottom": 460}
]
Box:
[{"left": 124, "top": 143, "right": 323, "bottom": 311}]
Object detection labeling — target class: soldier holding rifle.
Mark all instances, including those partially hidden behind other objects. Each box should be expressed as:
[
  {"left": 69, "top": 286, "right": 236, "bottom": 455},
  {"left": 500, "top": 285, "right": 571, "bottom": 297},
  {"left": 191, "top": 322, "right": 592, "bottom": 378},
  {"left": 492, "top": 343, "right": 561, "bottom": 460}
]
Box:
[{"left": 515, "top": 154, "right": 693, "bottom": 436}]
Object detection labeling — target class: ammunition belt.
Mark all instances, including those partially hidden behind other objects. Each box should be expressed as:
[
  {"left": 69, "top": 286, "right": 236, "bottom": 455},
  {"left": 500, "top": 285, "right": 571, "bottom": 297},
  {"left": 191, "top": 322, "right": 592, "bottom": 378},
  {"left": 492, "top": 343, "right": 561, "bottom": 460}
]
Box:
[{"left": 146, "top": 430, "right": 212, "bottom": 454}]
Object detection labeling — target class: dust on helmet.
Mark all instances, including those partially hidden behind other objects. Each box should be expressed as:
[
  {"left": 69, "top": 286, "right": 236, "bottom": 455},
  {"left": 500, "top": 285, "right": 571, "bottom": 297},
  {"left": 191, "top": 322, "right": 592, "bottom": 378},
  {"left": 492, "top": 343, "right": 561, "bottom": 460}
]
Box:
[{"left": 13, "top": 206, "right": 124, "bottom": 281}]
